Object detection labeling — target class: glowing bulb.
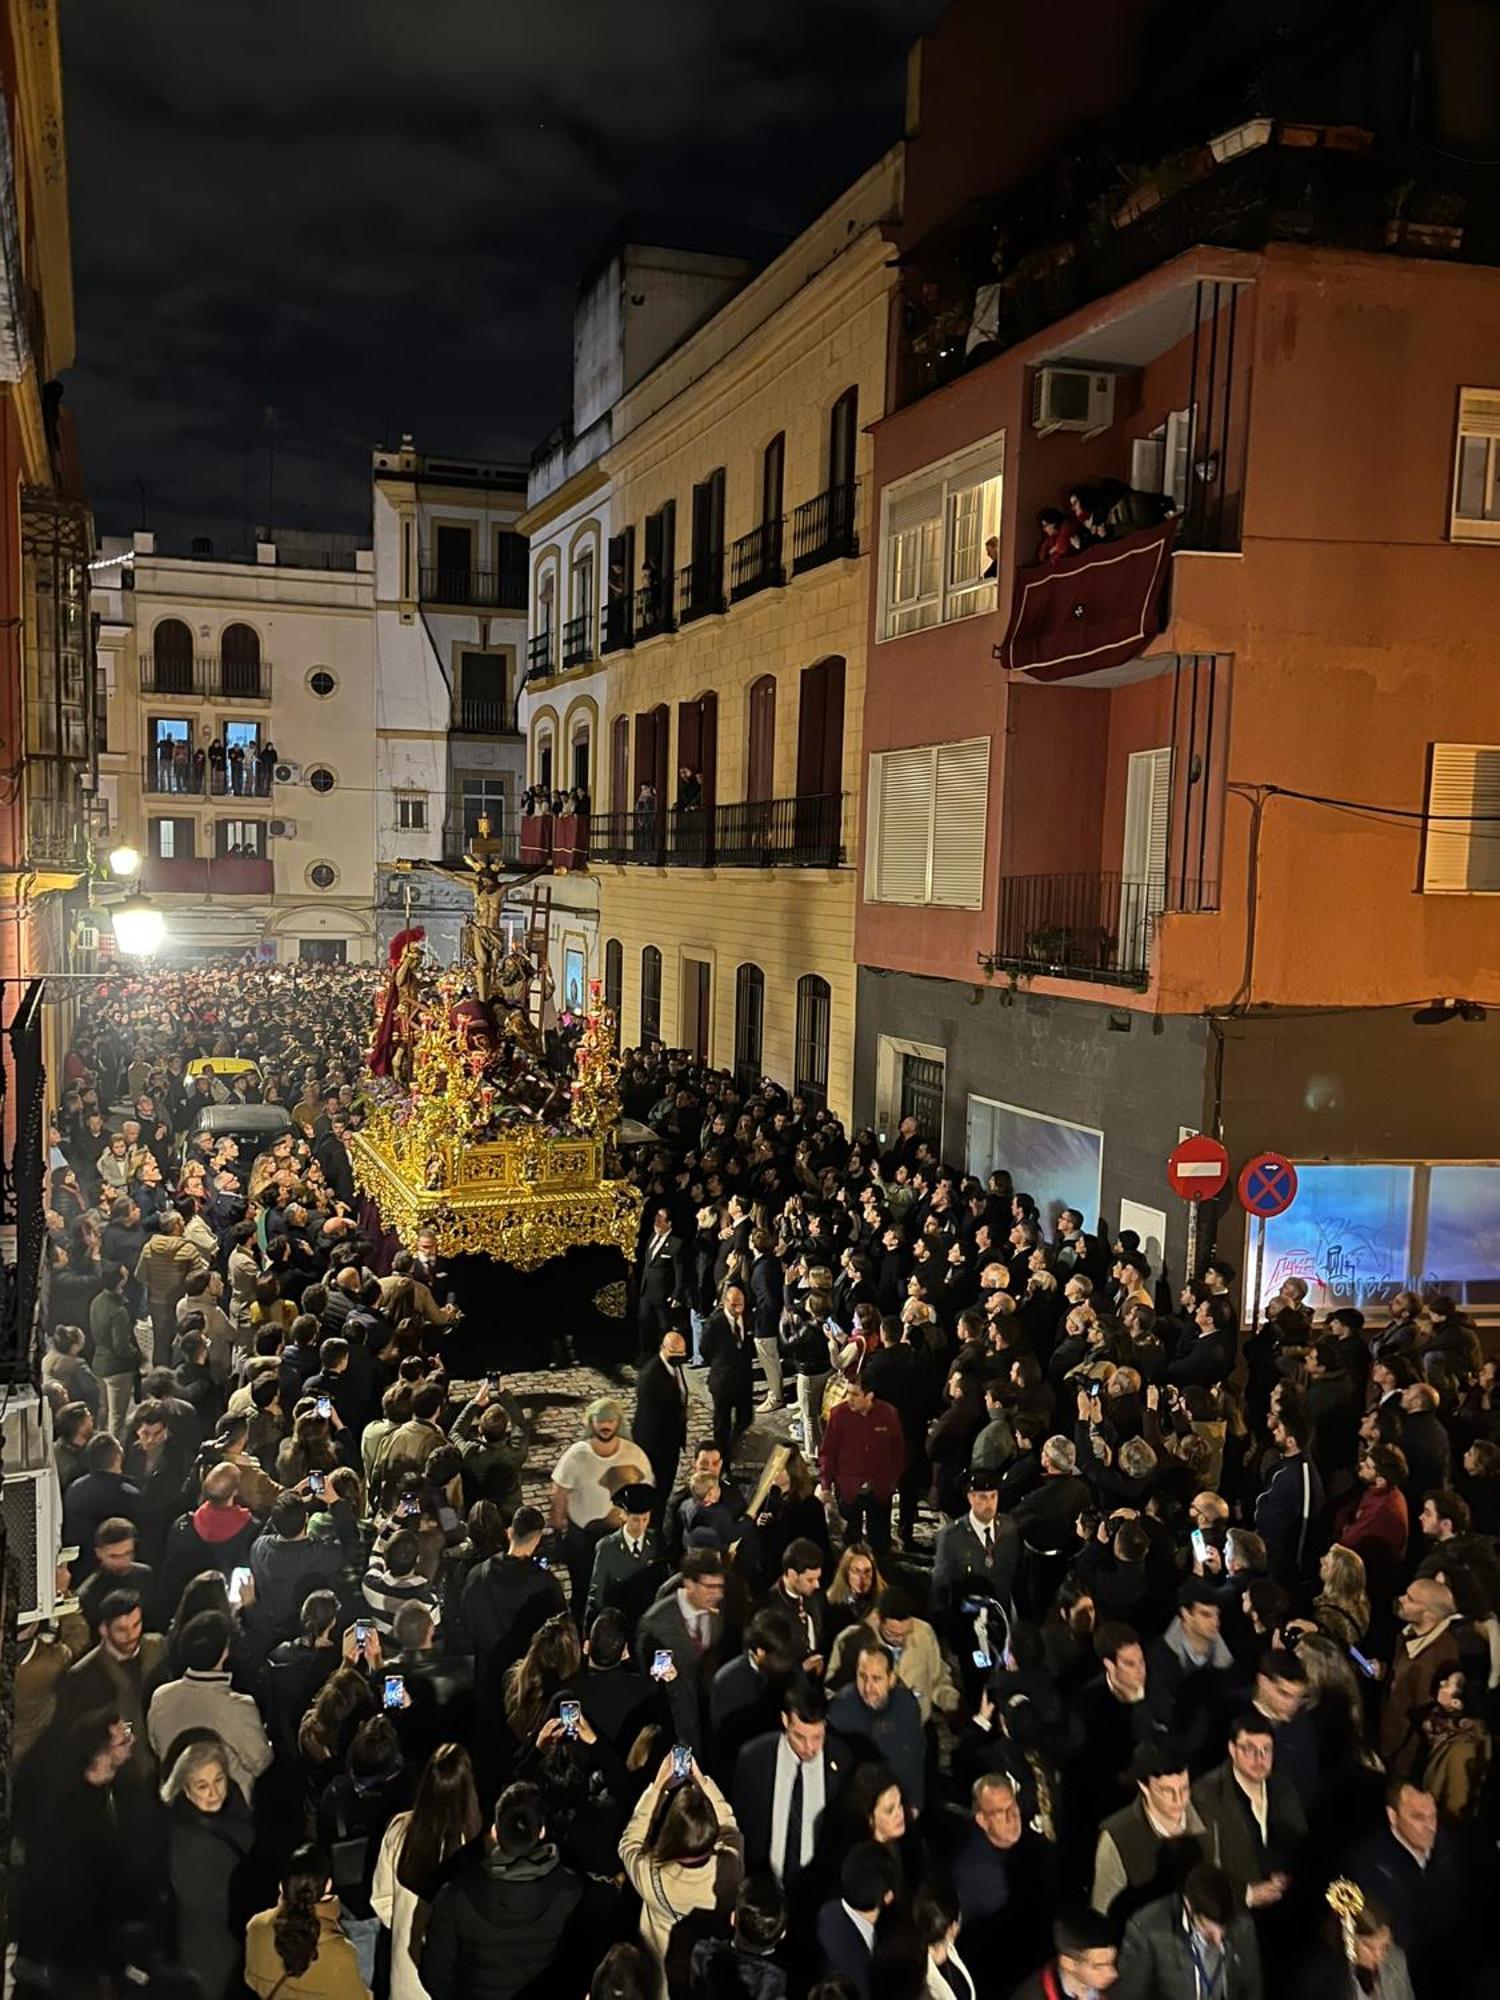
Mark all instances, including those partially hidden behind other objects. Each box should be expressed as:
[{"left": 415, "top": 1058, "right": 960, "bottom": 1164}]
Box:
[
  {"left": 112, "top": 896, "right": 166, "bottom": 956},
  {"left": 108, "top": 844, "right": 141, "bottom": 878}
]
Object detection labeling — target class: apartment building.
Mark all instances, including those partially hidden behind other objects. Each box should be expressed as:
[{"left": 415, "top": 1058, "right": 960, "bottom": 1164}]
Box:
[
  {"left": 94, "top": 532, "right": 377, "bottom": 962},
  {"left": 371, "top": 443, "right": 529, "bottom": 958},
  {"left": 528, "top": 154, "right": 903, "bottom": 1113},
  {"left": 853, "top": 0, "right": 1500, "bottom": 1311}
]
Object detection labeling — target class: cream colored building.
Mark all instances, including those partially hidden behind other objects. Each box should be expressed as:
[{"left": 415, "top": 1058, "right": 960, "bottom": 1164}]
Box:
[
  {"left": 93, "top": 531, "right": 378, "bottom": 962},
  {"left": 532, "top": 151, "right": 902, "bottom": 1114}
]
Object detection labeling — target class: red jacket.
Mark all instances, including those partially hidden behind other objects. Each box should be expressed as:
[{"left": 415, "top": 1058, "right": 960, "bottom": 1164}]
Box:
[
  {"left": 819, "top": 1397, "right": 905, "bottom": 1503},
  {"left": 1336, "top": 1482, "right": 1409, "bottom": 1570}
]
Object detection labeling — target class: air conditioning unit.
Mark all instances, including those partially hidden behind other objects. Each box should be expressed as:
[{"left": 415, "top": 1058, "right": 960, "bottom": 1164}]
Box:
[
  {"left": 1032, "top": 365, "right": 1117, "bottom": 439},
  {"left": 269, "top": 818, "right": 298, "bottom": 839},
  {"left": 273, "top": 760, "right": 301, "bottom": 785},
  {"left": 4, "top": 1465, "right": 62, "bottom": 1624}
]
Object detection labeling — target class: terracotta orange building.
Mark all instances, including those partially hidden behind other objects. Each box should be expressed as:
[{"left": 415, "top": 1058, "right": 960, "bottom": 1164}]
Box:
[{"left": 854, "top": 0, "right": 1500, "bottom": 1313}]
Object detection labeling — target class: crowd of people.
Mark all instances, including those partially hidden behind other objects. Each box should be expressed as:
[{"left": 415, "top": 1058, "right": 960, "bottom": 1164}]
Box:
[{"left": 15, "top": 999, "right": 1500, "bottom": 2000}]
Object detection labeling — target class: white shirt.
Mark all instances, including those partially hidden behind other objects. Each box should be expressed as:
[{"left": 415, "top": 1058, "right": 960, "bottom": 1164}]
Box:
[
  {"left": 771, "top": 1733, "right": 826, "bottom": 1881},
  {"left": 840, "top": 1902, "right": 876, "bottom": 1951},
  {"left": 552, "top": 1437, "right": 652, "bottom": 1527},
  {"left": 1234, "top": 1773, "right": 1269, "bottom": 1845}
]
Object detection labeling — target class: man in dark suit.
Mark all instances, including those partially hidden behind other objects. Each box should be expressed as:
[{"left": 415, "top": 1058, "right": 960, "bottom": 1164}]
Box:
[
  {"left": 637, "top": 1206, "right": 684, "bottom": 1355},
  {"left": 709, "top": 1606, "right": 800, "bottom": 1781},
  {"left": 632, "top": 1327, "right": 691, "bottom": 1509},
  {"left": 932, "top": 1468, "right": 1021, "bottom": 1614},
  {"left": 733, "top": 1677, "right": 850, "bottom": 1887},
  {"left": 453, "top": 1504, "right": 566, "bottom": 1704},
  {"left": 700, "top": 1280, "right": 755, "bottom": 1458},
  {"left": 635, "top": 1546, "right": 726, "bottom": 1753},
  {"left": 749, "top": 1232, "right": 786, "bottom": 1415},
  {"left": 815, "top": 1842, "right": 899, "bottom": 2000}
]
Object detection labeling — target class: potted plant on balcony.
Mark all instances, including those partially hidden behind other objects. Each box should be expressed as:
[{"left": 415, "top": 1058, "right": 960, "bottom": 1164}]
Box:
[{"left": 1385, "top": 183, "right": 1466, "bottom": 256}]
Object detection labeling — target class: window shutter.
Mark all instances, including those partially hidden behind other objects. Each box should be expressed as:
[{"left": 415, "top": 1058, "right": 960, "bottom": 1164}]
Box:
[
  {"left": 1459, "top": 388, "right": 1500, "bottom": 440},
  {"left": 1131, "top": 434, "right": 1166, "bottom": 494},
  {"left": 1165, "top": 407, "right": 1195, "bottom": 510},
  {"left": 869, "top": 749, "right": 935, "bottom": 904},
  {"left": 1424, "top": 744, "right": 1500, "bottom": 892},
  {"left": 1123, "top": 747, "right": 1173, "bottom": 887},
  {"left": 930, "top": 739, "right": 989, "bottom": 908}
]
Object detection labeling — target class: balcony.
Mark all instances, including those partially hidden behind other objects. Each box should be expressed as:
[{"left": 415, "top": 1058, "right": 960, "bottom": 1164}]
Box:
[
  {"left": 602, "top": 594, "right": 635, "bottom": 654},
  {"left": 999, "top": 519, "right": 1177, "bottom": 685},
  {"left": 142, "top": 855, "right": 275, "bottom": 896},
  {"left": 525, "top": 631, "right": 558, "bottom": 682},
  {"left": 452, "top": 696, "right": 516, "bottom": 735},
  {"left": 991, "top": 872, "right": 1198, "bottom": 989},
  {"left": 634, "top": 572, "right": 676, "bottom": 642},
  {"left": 518, "top": 812, "right": 590, "bottom": 870},
  {"left": 140, "top": 656, "right": 273, "bottom": 700},
  {"left": 23, "top": 781, "right": 84, "bottom": 872},
  {"left": 678, "top": 552, "right": 726, "bottom": 625},
  {"left": 562, "top": 613, "right": 596, "bottom": 670},
  {"left": 591, "top": 793, "right": 844, "bottom": 870},
  {"left": 731, "top": 518, "right": 785, "bottom": 601},
  {"left": 792, "top": 481, "right": 859, "bottom": 574},
  {"left": 142, "top": 755, "right": 276, "bottom": 798},
  {"left": 419, "top": 567, "right": 528, "bottom": 611}
]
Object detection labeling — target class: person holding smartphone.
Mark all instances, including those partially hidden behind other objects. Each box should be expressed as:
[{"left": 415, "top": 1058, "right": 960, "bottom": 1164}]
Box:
[{"left": 618, "top": 1746, "right": 743, "bottom": 1966}]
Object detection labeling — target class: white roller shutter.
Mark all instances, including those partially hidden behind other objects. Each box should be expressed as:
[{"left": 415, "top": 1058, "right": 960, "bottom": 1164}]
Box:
[
  {"left": 868, "top": 749, "right": 934, "bottom": 904},
  {"left": 1423, "top": 743, "right": 1500, "bottom": 893},
  {"left": 930, "top": 739, "right": 989, "bottom": 908}
]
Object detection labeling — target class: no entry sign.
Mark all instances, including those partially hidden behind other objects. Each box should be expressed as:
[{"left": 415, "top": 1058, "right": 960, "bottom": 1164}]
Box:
[
  {"left": 1238, "top": 1152, "right": 1299, "bottom": 1219},
  {"left": 1167, "top": 1134, "right": 1230, "bottom": 1202}
]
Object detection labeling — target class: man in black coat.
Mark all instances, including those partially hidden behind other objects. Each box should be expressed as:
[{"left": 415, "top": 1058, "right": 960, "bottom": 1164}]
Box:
[
  {"left": 637, "top": 1206, "right": 685, "bottom": 1355},
  {"left": 932, "top": 1468, "right": 1021, "bottom": 1614},
  {"left": 454, "top": 1504, "right": 566, "bottom": 1705},
  {"left": 632, "top": 1326, "right": 691, "bottom": 1508},
  {"left": 700, "top": 1280, "right": 755, "bottom": 1458},
  {"left": 733, "top": 1678, "right": 850, "bottom": 1897}
]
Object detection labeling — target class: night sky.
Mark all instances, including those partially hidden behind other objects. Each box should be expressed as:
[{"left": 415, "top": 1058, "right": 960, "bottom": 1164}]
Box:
[{"left": 61, "top": 0, "right": 941, "bottom": 551}]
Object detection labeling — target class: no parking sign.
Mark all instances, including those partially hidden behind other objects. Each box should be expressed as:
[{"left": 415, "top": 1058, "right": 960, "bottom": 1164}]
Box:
[{"left": 1237, "top": 1152, "right": 1298, "bottom": 1219}]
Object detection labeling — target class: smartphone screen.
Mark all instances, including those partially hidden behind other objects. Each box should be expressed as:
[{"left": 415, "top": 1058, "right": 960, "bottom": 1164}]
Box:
[
  {"left": 972, "top": 1648, "right": 993, "bottom": 1670},
  {"left": 383, "top": 1674, "right": 406, "bottom": 1710},
  {"left": 354, "top": 1620, "right": 370, "bottom": 1652},
  {"left": 228, "top": 1565, "right": 252, "bottom": 1609},
  {"left": 559, "top": 1699, "right": 581, "bottom": 1737},
  {"left": 316, "top": 1396, "right": 332, "bottom": 1419},
  {"left": 670, "top": 1743, "right": 692, "bottom": 1781},
  {"left": 1349, "top": 1646, "right": 1378, "bottom": 1680},
  {"left": 651, "top": 1649, "right": 673, "bottom": 1681},
  {"left": 1190, "top": 1528, "right": 1208, "bottom": 1564},
  {"left": 308, "top": 1471, "right": 325, "bottom": 1498}
]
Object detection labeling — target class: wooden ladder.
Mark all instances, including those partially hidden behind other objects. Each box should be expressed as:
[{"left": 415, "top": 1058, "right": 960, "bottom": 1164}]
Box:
[{"left": 520, "top": 881, "right": 553, "bottom": 1025}]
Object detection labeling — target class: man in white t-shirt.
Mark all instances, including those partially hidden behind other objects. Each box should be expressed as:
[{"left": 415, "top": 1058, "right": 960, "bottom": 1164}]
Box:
[{"left": 550, "top": 1394, "right": 652, "bottom": 1613}]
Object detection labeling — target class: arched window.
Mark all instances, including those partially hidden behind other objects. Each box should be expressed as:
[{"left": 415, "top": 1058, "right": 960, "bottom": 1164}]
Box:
[
  {"left": 604, "top": 938, "right": 623, "bottom": 1048},
  {"left": 221, "top": 622, "right": 262, "bottom": 698},
  {"left": 795, "top": 974, "right": 831, "bottom": 1109},
  {"left": 153, "top": 618, "right": 194, "bottom": 695},
  {"left": 747, "top": 674, "right": 776, "bottom": 802},
  {"left": 734, "top": 963, "right": 765, "bottom": 1090},
  {"left": 611, "top": 715, "right": 630, "bottom": 811},
  {"left": 640, "top": 945, "right": 662, "bottom": 1045}
]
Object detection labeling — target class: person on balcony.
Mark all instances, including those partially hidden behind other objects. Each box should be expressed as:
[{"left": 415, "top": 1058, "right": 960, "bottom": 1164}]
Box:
[
  {"left": 1035, "top": 509, "right": 1084, "bottom": 565},
  {"left": 258, "top": 742, "right": 277, "bottom": 796},
  {"left": 982, "top": 534, "right": 999, "bottom": 578},
  {"left": 675, "top": 768, "right": 703, "bottom": 813},
  {"left": 191, "top": 742, "right": 207, "bottom": 792},
  {"left": 208, "top": 739, "right": 226, "bottom": 792},
  {"left": 228, "top": 743, "right": 247, "bottom": 795}
]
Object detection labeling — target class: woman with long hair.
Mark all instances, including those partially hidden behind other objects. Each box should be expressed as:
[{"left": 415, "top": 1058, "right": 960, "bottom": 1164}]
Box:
[
  {"left": 246, "top": 1843, "right": 370, "bottom": 2000},
  {"left": 1421, "top": 1668, "right": 1492, "bottom": 1823},
  {"left": 827, "top": 1542, "right": 887, "bottom": 1637},
  {"left": 298, "top": 1665, "right": 377, "bottom": 1808},
  {"left": 372, "top": 1744, "right": 483, "bottom": 2000},
  {"left": 161, "top": 1736, "right": 255, "bottom": 2000},
  {"left": 618, "top": 1748, "right": 742, "bottom": 1965},
  {"left": 503, "top": 1611, "right": 581, "bottom": 1741},
  {"left": 1311, "top": 1543, "right": 1372, "bottom": 1647}
]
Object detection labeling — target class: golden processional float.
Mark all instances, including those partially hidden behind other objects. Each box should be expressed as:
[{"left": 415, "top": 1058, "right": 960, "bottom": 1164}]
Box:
[{"left": 349, "top": 863, "right": 640, "bottom": 1271}]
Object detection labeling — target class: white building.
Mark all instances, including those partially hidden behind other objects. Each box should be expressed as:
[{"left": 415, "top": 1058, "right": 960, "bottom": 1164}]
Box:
[
  {"left": 371, "top": 442, "right": 529, "bottom": 959},
  {"left": 93, "top": 530, "right": 379, "bottom": 963},
  {"left": 517, "top": 241, "right": 754, "bottom": 1008}
]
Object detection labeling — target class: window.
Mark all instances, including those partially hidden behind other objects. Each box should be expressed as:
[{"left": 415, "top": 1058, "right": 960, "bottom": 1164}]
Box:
[
  {"left": 1422, "top": 743, "right": 1500, "bottom": 891},
  {"left": 152, "top": 618, "right": 194, "bottom": 692},
  {"left": 880, "top": 435, "right": 1004, "bottom": 639},
  {"left": 1122, "top": 747, "right": 1173, "bottom": 889},
  {"left": 570, "top": 723, "right": 591, "bottom": 796},
  {"left": 462, "top": 777, "right": 506, "bottom": 843},
  {"left": 640, "top": 945, "right": 662, "bottom": 1043},
  {"left": 149, "top": 816, "right": 194, "bottom": 860},
  {"left": 308, "top": 766, "right": 336, "bottom": 794},
  {"left": 794, "top": 974, "right": 831, "bottom": 1109},
  {"left": 434, "top": 524, "right": 474, "bottom": 598},
  {"left": 216, "top": 819, "right": 266, "bottom": 858},
  {"left": 308, "top": 669, "right": 337, "bottom": 698},
  {"left": 221, "top": 623, "right": 262, "bottom": 697},
  {"left": 308, "top": 861, "right": 339, "bottom": 890},
  {"left": 865, "top": 737, "right": 989, "bottom": 908},
  {"left": 604, "top": 937, "right": 623, "bottom": 1042},
  {"left": 1451, "top": 388, "right": 1500, "bottom": 542},
  {"left": 496, "top": 530, "right": 528, "bottom": 607},
  {"left": 733, "top": 962, "right": 765, "bottom": 1088},
  {"left": 396, "top": 794, "right": 429, "bottom": 831},
  {"left": 571, "top": 547, "right": 596, "bottom": 627}
]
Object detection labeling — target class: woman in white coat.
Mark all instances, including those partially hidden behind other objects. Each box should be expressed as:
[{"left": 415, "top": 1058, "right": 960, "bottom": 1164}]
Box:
[
  {"left": 371, "top": 1744, "right": 483, "bottom": 2000},
  {"left": 915, "top": 1884, "right": 976, "bottom": 2000}
]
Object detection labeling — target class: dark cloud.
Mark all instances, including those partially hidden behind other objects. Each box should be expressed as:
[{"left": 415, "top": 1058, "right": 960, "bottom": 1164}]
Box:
[{"left": 61, "top": 0, "right": 941, "bottom": 548}]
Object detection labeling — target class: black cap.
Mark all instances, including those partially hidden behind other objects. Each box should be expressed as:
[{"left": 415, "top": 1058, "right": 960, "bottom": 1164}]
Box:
[
  {"left": 617, "top": 1484, "right": 656, "bottom": 1516},
  {"left": 967, "top": 1468, "right": 1000, "bottom": 1493}
]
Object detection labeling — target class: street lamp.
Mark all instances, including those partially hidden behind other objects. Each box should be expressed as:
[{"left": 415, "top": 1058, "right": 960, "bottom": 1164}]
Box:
[
  {"left": 112, "top": 895, "right": 166, "bottom": 957},
  {"left": 108, "top": 843, "right": 141, "bottom": 879}
]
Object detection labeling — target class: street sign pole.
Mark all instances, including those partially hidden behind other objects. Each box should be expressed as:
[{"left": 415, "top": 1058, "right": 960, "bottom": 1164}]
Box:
[
  {"left": 1251, "top": 1215, "right": 1267, "bottom": 1324},
  {"left": 1185, "top": 1199, "right": 1200, "bottom": 1287}
]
